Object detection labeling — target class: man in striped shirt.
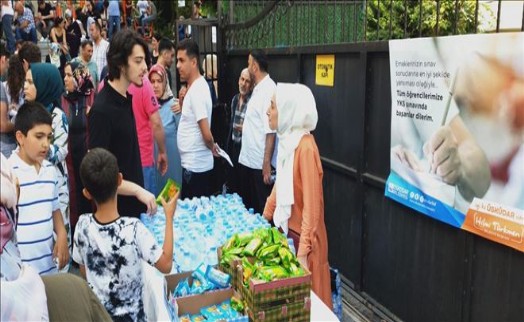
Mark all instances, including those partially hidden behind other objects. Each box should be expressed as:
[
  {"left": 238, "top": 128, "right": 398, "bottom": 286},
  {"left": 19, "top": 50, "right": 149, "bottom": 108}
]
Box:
[
  {"left": 9, "top": 101, "right": 69, "bottom": 275},
  {"left": 89, "top": 21, "right": 109, "bottom": 81},
  {"left": 14, "top": 1, "right": 37, "bottom": 43}
]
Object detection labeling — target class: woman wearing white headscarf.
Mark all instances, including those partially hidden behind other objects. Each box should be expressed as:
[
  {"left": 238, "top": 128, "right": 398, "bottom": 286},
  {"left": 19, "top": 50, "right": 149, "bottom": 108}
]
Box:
[
  {"left": 1, "top": 153, "right": 49, "bottom": 320},
  {"left": 263, "top": 83, "right": 332, "bottom": 308}
]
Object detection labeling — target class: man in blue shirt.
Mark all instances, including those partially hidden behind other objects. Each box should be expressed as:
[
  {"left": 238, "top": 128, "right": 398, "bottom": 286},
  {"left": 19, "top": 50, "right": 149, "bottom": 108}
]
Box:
[
  {"left": 107, "top": 0, "right": 121, "bottom": 40},
  {"left": 14, "top": 1, "right": 37, "bottom": 43}
]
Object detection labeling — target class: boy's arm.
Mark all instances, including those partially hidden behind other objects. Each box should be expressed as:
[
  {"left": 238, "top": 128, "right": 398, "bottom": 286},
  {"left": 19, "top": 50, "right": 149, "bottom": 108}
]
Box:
[
  {"left": 52, "top": 209, "right": 70, "bottom": 270},
  {"left": 154, "top": 192, "right": 179, "bottom": 273},
  {"left": 118, "top": 179, "right": 157, "bottom": 215}
]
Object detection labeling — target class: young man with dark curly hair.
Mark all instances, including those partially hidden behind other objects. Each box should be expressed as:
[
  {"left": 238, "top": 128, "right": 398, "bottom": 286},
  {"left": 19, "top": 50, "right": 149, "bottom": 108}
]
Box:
[{"left": 88, "top": 29, "right": 156, "bottom": 218}]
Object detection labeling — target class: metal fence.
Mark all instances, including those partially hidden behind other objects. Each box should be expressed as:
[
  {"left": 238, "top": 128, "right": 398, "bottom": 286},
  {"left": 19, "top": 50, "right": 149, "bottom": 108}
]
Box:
[
  {"left": 213, "top": 1, "right": 524, "bottom": 321},
  {"left": 221, "top": 0, "right": 524, "bottom": 50}
]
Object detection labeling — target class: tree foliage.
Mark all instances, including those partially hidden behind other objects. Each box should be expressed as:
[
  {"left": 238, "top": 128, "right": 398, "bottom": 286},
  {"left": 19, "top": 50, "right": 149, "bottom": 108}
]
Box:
[{"left": 365, "top": 0, "right": 495, "bottom": 41}]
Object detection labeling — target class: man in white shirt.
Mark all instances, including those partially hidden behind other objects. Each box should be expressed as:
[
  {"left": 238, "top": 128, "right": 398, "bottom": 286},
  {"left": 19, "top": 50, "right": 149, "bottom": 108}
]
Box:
[
  {"left": 88, "top": 21, "right": 109, "bottom": 80},
  {"left": 238, "top": 49, "right": 276, "bottom": 214},
  {"left": 176, "top": 39, "right": 217, "bottom": 199}
]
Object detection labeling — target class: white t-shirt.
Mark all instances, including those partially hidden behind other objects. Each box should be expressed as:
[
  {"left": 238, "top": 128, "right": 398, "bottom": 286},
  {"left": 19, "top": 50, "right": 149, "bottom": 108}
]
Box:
[
  {"left": 73, "top": 214, "right": 162, "bottom": 321},
  {"left": 177, "top": 76, "right": 213, "bottom": 172},
  {"left": 239, "top": 74, "right": 276, "bottom": 169},
  {"left": 137, "top": 0, "right": 149, "bottom": 16},
  {"left": 0, "top": 265, "right": 49, "bottom": 321},
  {"left": 1, "top": 1, "right": 14, "bottom": 18},
  {"left": 9, "top": 152, "right": 59, "bottom": 276}
]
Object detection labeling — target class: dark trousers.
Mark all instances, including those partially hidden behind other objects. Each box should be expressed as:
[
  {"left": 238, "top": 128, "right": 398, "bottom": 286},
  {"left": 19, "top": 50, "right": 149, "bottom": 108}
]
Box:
[
  {"left": 1, "top": 14, "right": 16, "bottom": 53},
  {"left": 182, "top": 168, "right": 213, "bottom": 199},
  {"left": 15, "top": 26, "right": 37, "bottom": 43},
  {"left": 226, "top": 141, "right": 242, "bottom": 193},
  {"left": 238, "top": 164, "right": 273, "bottom": 215}
]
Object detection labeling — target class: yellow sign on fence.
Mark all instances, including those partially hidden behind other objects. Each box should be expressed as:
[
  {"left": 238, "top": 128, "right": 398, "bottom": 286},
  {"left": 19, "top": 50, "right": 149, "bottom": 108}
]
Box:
[{"left": 315, "top": 55, "right": 335, "bottom": 87}]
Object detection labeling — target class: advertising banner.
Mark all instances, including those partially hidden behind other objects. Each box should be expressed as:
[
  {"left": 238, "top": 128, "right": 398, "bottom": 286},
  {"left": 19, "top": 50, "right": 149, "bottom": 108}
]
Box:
[{"left": 386, "top": 33, "right": 524, "bottom": 252}]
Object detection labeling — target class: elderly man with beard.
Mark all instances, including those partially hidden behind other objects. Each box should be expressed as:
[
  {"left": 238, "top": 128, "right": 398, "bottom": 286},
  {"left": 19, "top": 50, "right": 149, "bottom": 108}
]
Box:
[{"left": 226, "top": 68, "right": 253, "bottom": 193}]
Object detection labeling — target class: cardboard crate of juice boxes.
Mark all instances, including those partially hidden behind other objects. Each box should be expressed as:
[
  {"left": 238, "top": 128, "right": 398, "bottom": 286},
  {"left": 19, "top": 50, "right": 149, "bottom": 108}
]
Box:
[
  {"left": 219, "top": 228, "right": 312, "bottom": 322},
  {"left": 165, "top": 264, "right": 248, "bottom": 322}
]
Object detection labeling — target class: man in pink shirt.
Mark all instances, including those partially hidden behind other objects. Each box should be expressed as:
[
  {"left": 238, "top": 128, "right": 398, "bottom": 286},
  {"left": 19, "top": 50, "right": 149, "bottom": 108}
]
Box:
[{"left": 128, "top": 76, "right": 168, "bottom": 194}]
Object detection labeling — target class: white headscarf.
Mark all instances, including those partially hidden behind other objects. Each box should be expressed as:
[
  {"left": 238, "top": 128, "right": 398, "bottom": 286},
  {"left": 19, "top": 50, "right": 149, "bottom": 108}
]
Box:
[
  {"left": 1, "top": 154, "right": 17, "bottom": 210},
  {"left": 1, "top": 153, "right": 21, "bottom": 280},
  {"left": 1, "top": 156, "right": 49, "bottom": 321},
  {"left": 273, "top": 83, "right": 318, "bottom": 234}
]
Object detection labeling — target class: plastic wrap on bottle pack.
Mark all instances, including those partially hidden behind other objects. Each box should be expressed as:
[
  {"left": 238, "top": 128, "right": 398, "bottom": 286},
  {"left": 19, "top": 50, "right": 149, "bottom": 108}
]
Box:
[{"left": 141, "top": 194, "right": 271, "bottom": 272}]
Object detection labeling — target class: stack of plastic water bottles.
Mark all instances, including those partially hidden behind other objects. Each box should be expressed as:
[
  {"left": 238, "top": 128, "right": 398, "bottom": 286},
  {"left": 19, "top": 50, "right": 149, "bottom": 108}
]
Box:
[{"left": 141, "top": 193, "right": 271, "bottom": 273}]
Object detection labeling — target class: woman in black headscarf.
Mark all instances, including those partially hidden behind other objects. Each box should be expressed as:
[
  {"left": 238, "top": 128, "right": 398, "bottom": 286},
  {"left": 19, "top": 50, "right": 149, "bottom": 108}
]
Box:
[{"left": 61, "top": 61, "right": 95, "bottom": 235}]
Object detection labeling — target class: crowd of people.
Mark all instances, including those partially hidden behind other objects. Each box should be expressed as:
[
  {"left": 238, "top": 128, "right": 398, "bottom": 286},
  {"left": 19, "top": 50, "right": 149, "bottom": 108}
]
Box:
[
  {"left": 1, "top": 1, "right": 333, "bottom": 320},
  {"left": 0, "top": 0, "right": 157, "bottom": 57}
]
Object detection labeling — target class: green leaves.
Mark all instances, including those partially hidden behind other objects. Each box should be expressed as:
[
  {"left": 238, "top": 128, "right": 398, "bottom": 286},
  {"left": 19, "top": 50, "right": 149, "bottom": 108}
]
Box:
[{"left": 365, "top": 0, "right": 495, "bottom": 41}]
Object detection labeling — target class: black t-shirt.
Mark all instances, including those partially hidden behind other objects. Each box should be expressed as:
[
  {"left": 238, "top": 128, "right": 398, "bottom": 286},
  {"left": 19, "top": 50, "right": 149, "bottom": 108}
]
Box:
[
  {"left": 151, "top": 53, "right": 158, "bottom": 65},
  {"left": 87, "top": 82, "right": 146, "bottom": 217},
  {"left": 38, "top": 3, "right": 54, "bottom": 25},
  {"left": 166, "top": 69, "right": 173, "bottom": 90}
]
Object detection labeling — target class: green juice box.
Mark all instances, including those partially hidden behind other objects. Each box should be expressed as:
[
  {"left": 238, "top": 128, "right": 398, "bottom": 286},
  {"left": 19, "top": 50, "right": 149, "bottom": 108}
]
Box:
[{"left": 156, "top": 178, "right": 181, "bottom": 205}]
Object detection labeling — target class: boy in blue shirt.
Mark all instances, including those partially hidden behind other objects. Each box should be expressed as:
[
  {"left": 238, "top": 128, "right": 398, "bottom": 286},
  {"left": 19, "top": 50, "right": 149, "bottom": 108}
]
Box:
[
  {"left": 9, "top": 101, "right": 69, "bottom": 275},
  {"left": 73, "top": 148, "right": 178, "bottom": 321}
]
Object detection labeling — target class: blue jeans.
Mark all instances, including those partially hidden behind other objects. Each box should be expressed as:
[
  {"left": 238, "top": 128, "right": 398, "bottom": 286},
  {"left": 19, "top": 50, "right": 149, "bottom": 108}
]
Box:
[
  {"left": 15, "top": 26, "right": 37, "bottom": 43},
  {"left": 107, "top": 15, "right": 121, "bottom": 40},
  {"left": 143, "top": 166, "right": 157, "bottom": 195},
  {"left": 1, "top": 14, "right": 16, "bottom": 53}
]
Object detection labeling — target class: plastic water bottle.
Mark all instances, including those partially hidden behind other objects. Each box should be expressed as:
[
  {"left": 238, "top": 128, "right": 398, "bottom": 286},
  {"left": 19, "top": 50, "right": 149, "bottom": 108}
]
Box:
[
  {"left": 180, "top": 250, "right": 191, "bottom": 272},
  {"left": 206, "top": 246, "right": 218, "bottom": 266},
  {"left": 143, "top": 194, "right": 273, "bottom": 272},
  {"left": 287, "top": 238, "right": 296, "bottom": 255}
]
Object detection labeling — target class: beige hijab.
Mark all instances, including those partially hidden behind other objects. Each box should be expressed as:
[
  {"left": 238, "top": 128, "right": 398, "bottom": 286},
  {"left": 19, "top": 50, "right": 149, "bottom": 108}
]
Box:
[{"left": 274, "top": 83, "right": 318, "bottom": 234}]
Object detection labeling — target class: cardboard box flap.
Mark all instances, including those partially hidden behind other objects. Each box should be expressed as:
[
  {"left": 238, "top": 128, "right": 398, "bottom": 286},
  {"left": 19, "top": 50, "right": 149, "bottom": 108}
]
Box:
[
  {"left": 175, "top": 288, "right": 234, "bottom": 316},
  {"left": 165, "top": 271, "right": 193, "bottom": 296}
]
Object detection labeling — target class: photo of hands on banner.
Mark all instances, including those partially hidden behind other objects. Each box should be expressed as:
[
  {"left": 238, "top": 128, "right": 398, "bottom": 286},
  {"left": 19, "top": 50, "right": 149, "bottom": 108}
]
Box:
[{"left": 387, "top": 32, "right": 523, "bottom": 252}]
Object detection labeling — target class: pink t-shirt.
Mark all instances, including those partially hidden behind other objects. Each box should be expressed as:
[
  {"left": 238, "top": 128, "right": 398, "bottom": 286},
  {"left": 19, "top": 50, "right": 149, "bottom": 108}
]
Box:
[{"left": 128, "top": 77, "right": 159, "bottom": 167}]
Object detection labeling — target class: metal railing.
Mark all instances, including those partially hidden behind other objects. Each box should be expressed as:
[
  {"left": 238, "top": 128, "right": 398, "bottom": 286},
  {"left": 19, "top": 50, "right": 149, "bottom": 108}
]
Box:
[{"left": 221, "top": 0, "right": 524, "bottom": 50}]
